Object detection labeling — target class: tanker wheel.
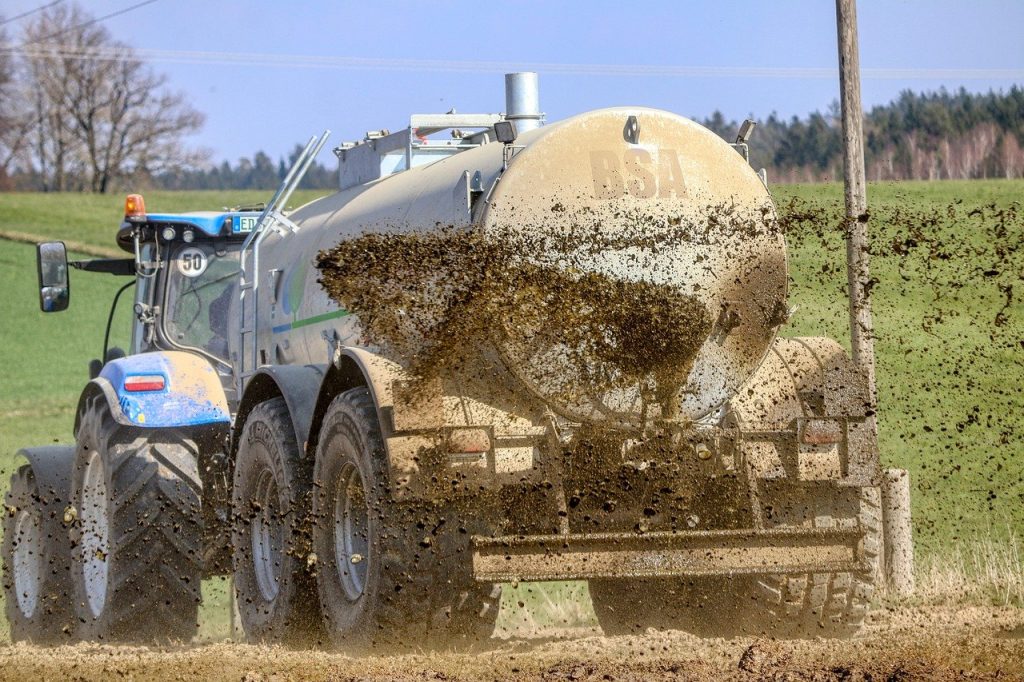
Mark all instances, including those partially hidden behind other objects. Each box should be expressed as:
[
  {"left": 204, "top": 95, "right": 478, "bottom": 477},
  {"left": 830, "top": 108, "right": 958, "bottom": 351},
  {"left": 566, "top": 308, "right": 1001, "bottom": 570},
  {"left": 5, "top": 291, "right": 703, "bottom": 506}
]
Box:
[
  {"left": 589, "top": 576, "right": 756, "bottom": 637},
  {"left": 70, "top": 394, "right": 202, "bottom": 642},
  {"left": 312, "top": 387, "right": 500, "bottom": 652},
  {"left": 231, "top": 397, "right": 322, "bottom": 644},
  {"left": 2, "top": 464, "right": 76, "bottom": 643},
  {"left": 752, "top": 484, "right": 881, "bottom": 638}
]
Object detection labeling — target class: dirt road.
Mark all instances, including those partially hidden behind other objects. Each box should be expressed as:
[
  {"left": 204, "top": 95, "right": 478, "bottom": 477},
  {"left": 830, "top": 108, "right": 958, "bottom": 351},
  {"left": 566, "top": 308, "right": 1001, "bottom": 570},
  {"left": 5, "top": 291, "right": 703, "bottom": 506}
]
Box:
[{"left": 1, "top": 605, "right": 1021, "bottom": 681}]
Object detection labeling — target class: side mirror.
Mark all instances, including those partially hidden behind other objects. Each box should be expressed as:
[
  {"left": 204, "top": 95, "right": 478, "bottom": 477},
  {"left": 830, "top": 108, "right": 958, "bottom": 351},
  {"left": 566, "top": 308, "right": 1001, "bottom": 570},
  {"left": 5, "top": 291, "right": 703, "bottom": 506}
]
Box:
[{"left": 36, "top": 241, "right": 70, "bottom": 312}]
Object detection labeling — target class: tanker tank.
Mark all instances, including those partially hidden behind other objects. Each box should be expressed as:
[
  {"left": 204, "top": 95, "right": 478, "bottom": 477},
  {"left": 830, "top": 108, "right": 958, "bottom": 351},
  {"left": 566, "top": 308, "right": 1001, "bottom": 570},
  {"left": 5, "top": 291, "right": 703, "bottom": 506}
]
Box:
[{"left": 265, "top": 106, "right": 788, "bottom": 429}]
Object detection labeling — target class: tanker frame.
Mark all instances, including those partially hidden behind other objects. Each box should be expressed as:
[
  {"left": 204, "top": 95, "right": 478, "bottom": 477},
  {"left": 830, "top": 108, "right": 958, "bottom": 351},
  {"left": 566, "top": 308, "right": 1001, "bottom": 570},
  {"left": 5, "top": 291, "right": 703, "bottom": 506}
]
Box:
[{"left": 5, "top": 73, "right": 880, "bottom": 648}]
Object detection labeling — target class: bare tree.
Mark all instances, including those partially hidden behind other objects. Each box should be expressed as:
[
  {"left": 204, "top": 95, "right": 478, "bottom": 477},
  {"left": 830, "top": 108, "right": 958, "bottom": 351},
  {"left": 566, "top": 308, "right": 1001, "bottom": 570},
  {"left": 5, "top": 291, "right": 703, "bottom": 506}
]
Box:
[
  {"left": 20, "top": 3, "right": 205, "bottom": 192},
  {"left": 0, "top": 23, "right": 34, "bottom": 187}
]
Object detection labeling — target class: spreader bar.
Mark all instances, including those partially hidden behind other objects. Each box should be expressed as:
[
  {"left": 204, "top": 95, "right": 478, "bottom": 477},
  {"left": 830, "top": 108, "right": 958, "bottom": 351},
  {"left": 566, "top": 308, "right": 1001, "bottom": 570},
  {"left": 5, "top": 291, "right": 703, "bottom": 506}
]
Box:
[{"left": 472, "top": 527, "right": 865, "bottom": 583}]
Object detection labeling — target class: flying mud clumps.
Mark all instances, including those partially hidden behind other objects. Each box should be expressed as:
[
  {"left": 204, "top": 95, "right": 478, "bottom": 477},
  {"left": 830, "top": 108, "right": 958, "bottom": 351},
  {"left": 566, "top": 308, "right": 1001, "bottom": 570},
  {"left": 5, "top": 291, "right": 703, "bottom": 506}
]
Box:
[
  {"left": 316, "top": 226, "right": 712, "bottom": 414},
  {"left": 498, "top": 266, "right": 713, "bottom": 416}
]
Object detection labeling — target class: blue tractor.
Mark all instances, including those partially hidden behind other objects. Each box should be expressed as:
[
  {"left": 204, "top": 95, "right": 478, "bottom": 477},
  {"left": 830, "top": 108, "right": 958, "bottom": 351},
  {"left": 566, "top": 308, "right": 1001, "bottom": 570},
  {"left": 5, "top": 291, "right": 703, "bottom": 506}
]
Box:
[{"left": 5, "top": 196, "right": 265, "bottom": 643}]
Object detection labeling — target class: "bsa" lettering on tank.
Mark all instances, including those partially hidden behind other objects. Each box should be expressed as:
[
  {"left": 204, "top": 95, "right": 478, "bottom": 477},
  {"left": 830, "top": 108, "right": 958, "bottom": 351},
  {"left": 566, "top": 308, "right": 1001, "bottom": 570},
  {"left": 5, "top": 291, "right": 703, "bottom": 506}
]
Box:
[{"left": 589, "top": 149, "right": 687, "bottom": 199}]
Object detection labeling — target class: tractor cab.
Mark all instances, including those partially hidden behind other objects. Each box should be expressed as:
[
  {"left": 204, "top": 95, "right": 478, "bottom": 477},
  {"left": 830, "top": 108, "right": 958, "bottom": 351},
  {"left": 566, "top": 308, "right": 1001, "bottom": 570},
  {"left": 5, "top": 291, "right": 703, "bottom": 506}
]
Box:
[{"left": 35, "top": 194, "right": 262, "bottom": 393}]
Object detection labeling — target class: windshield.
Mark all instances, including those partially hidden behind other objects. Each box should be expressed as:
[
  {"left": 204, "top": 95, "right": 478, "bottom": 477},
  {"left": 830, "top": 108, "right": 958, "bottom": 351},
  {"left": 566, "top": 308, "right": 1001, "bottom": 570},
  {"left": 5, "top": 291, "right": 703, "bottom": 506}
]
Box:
[{"left": 163, "top": 242, "right": 241, "bottom": 363}]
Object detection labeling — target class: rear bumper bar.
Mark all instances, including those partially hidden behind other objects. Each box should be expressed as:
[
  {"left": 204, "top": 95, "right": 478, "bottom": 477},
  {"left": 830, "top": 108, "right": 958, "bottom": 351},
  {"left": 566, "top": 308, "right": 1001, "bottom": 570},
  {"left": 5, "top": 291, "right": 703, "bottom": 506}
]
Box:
[{"left": 472, "top": 527, "right": 865, "bottom": 582}]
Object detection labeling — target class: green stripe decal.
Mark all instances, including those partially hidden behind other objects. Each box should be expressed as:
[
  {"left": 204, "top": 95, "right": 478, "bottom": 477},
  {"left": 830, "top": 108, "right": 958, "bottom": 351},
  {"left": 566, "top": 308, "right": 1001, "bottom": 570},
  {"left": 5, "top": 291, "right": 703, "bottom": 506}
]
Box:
[{"left": 272, "top": 309, "right": 349, "bottom": 334}]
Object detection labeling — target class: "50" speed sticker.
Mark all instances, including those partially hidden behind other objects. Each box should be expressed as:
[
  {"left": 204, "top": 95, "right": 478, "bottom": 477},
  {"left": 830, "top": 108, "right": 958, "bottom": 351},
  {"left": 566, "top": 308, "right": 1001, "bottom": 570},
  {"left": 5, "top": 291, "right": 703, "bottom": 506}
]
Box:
[{"left": 177, "top": 247, "right": 208, "bottom": 278}]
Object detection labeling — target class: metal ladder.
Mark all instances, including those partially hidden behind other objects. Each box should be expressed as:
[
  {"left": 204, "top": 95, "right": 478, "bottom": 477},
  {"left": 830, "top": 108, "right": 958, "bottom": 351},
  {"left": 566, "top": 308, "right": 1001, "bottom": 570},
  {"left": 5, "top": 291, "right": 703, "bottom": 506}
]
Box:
[{"left": 234, "top": 130, "right": 331, "bottom": 398}]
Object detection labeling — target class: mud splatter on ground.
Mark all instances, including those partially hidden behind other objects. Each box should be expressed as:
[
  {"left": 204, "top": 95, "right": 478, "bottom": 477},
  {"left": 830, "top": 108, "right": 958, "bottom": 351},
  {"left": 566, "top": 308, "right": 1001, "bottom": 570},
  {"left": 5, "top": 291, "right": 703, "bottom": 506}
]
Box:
[
  {"left": 1, "top": 605, "right": 1021, "bottom": 680},
  {"left": 777, "top": 197, "right": 1023, "bottom": 336}
]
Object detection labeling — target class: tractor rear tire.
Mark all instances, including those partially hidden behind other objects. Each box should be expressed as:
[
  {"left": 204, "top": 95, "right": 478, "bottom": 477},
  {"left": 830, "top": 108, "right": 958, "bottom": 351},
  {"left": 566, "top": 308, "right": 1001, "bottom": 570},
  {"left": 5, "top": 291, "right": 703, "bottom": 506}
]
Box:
[
  {"left": 70, "top": 394, "right": 203, "bottom": 643},
  {"left": 231, "top": 397, "right": 322, "bottom": 644},
  {"left": 2, "top": 464, "right": 76, "bottom": 643},
  {"left": 312, "top": 387, "right": 500, "bottom": 652}
]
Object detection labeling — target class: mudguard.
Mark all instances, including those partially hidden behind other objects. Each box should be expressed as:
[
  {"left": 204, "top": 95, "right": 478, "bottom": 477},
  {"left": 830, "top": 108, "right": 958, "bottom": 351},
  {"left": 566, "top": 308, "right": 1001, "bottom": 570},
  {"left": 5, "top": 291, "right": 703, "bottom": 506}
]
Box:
[
  {"left": 315, "top": 347, "right": 553, "bottom": 497},
  {"left": 303, "top": 347, "right": 418, "bottom": 487},
  {"left": 74, "top": 351, "right": 230, "bottom": 433},
  {"left": 304, "top": 347, "right": 404, "bottom": 455},
  {"left": 729, "top": 336, "right": 879, "bottom": 486},
  {"left": 339, "top": 347, "right": 406, "bottom": 432},
  {"left": 14, "top": 446, "right": 74, "bottom": 508},
  {"left": 236, "top": 364, "right": 327, "bottom": 454}
]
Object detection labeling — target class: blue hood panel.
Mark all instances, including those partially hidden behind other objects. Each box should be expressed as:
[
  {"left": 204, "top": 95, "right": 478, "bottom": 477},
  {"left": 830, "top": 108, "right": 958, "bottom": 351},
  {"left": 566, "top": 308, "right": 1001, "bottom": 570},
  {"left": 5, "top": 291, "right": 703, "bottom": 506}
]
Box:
[{"left": 144, "top": 211, "right": 261, "bottom": 237}]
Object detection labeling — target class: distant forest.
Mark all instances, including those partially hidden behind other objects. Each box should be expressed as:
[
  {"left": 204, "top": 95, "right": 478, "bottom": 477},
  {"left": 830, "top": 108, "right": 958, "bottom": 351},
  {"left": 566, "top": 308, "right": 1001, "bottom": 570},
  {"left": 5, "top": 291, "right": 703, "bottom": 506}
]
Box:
[
  {"left": 701, "top": 86, "right": 1024, "bottom": 183},
  {"left": 150, "top": 145, "right": 338, "bottom": 192},
  {"left": 5, "top": 86, "right": 1023, "bottom": 191}
]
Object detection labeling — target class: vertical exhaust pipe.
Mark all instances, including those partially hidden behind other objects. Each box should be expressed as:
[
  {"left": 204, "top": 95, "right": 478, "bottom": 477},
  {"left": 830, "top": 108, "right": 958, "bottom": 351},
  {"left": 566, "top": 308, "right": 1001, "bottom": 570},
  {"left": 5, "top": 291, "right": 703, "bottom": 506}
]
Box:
[{"left": 504, "top": 72, "right": 543, "bottom": 133}]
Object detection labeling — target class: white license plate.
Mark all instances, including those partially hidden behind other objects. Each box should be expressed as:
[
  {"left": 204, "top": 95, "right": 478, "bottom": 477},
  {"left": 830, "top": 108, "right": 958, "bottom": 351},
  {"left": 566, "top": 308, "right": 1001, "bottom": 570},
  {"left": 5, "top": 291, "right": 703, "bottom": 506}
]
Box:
[{"left": 236, "top": 216, "right": 259, "bottom": 233}]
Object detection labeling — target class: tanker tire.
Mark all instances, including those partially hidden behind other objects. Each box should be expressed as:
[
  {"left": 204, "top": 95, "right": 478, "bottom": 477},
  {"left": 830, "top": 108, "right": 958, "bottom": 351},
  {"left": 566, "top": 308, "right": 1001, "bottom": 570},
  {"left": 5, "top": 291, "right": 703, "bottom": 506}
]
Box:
[
  {"left": 70, "top": 394, "right": 202, "bottom": 643},
  {"left": 231, "top": 397, "right": 322, "bottom": 644},
  {"left": 2, "top": 464, "right": 76, "bottom": 643},
  {"left": 753, "top": 485, "right": 882, "bottom": 638},
  {"left": 312, "top": 387, "right": 500, "bottom": 652}
]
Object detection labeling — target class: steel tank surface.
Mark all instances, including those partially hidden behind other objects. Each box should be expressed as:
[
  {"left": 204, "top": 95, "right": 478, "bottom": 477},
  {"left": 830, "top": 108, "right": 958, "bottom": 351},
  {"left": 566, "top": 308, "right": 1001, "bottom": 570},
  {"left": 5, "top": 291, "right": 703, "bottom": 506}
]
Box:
[{"left": 262, "top": 107, "right": 787, "bottom": 425}]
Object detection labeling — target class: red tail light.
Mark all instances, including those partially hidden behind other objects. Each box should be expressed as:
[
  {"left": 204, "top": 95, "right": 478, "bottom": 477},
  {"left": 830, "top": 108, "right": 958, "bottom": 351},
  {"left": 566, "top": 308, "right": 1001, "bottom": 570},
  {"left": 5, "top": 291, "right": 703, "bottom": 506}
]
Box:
[
  {"left": 800, "top": 419, "right": 843, "bottom": 445},
  {"left": 124, "top": 374, "right": 165, "bottom": 392},
  {"left": 447, "top": 428, "right": 491, "bottom": 454}
]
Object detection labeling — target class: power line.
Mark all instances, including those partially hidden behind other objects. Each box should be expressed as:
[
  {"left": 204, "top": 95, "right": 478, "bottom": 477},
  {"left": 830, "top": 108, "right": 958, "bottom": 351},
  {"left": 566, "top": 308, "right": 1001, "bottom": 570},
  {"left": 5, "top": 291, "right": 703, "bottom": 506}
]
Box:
[
  {"left": 31, "top": 0, "right": 159, "bottom": 42},
  {"left": 2, "top": 43, "right": 1021, "bottom": 81},
  {"left": 0, "top": 0, "right": 64, "bottom": 27}
]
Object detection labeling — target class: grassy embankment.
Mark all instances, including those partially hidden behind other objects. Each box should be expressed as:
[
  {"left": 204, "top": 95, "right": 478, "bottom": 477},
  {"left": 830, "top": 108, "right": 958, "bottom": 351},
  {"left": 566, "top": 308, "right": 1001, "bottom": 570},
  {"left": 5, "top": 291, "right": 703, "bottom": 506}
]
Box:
[{"left": 0, "top": 181, "right": 1021, "bottom": 640}]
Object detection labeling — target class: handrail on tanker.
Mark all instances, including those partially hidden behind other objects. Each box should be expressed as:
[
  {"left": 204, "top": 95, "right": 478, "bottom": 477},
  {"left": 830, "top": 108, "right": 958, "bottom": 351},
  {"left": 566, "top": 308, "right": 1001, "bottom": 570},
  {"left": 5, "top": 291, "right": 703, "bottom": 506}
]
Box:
[{"left": 235, "top": 130, "right": 331, "bottom": 398}]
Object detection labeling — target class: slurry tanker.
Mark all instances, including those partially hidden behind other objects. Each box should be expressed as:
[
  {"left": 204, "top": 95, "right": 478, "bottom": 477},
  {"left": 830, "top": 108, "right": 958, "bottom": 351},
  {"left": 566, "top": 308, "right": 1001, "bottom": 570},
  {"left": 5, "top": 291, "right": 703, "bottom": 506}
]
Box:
[{"left": 4, "top": 73, "right": 880, "bottom": 648}]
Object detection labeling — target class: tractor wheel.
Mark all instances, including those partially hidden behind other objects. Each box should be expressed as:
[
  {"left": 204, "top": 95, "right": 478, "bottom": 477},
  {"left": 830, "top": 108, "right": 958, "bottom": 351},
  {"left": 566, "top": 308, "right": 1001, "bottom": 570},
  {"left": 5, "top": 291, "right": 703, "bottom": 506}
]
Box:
[
  {"left": 70, "top": 394, "right": 203, "bottom": 642},
  {"left": 231, "top": 397, "right": 322, "bottom": 644},
  {"left": 589, "top": 576, "right": 755, "bottom": 637},
  {"left": 752, "top": 484, "right": 882, "bottom": 637},
  {"left": 312, "top": 387, "right": 500, "bottom": 652},
  {"left": 2, "top": 464, "right": 76, "bottom": 643}
]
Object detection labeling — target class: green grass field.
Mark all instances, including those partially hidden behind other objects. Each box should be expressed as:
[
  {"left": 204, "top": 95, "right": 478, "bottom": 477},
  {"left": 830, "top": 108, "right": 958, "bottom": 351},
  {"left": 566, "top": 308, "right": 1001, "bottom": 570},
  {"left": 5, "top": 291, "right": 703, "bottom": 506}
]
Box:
[
  {"left": 781, "top": 181, "right": 1024, "bottom": 553},
  {"left": 0, "top": 181, "right": 1021, "bottom": 640}
]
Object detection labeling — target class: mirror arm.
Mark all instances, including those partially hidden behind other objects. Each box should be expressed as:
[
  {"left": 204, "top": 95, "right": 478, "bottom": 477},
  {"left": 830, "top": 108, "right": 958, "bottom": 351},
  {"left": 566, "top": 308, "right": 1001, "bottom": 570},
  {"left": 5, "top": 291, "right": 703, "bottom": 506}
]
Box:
[{"left": 71, "top": 258, "right": 136, "bottom": 276}]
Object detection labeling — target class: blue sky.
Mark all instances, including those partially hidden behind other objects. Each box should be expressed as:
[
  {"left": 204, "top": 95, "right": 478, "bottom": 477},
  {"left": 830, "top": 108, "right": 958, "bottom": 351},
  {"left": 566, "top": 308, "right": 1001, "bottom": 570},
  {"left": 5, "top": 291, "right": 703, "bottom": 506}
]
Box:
[{"left": 4, "top": 0, "right": 1023, "bottom": 165}]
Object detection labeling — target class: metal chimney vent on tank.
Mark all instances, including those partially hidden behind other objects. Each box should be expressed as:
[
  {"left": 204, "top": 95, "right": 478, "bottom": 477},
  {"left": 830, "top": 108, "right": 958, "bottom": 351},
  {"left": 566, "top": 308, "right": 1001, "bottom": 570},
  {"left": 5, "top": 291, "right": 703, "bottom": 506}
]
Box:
[{"left": 504, "top": 72, "right": 544, "bottom": 133}]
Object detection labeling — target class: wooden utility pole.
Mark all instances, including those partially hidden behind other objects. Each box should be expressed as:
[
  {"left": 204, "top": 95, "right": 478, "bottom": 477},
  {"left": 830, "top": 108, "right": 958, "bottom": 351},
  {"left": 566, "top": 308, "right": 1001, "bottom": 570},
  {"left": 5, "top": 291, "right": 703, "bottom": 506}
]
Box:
[
  {"left": 836, "top": 0, "right": 915, "bottom": 597},
  {"left": 835, "top": 0, "right": 876, "bottom": 402}
]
